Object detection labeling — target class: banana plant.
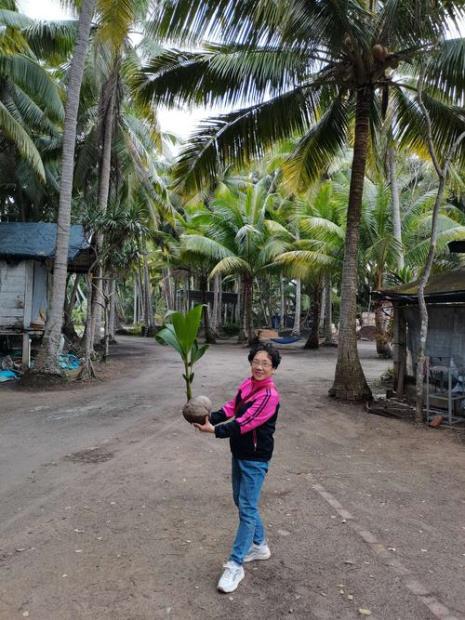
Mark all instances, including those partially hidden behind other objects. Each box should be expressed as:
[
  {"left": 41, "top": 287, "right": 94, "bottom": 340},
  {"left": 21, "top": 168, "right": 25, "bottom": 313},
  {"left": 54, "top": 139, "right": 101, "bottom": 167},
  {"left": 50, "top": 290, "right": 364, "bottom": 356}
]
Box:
[{"left": 155, "top": 304, "right": 208, "bottom": 400}]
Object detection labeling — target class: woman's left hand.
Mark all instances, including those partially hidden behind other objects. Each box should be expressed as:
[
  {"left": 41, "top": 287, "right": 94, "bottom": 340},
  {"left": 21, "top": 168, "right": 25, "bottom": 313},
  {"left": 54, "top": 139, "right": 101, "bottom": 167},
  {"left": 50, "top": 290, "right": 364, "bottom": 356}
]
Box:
[{"left": 193, "top": 415, "right": 215, "bottom": 433}]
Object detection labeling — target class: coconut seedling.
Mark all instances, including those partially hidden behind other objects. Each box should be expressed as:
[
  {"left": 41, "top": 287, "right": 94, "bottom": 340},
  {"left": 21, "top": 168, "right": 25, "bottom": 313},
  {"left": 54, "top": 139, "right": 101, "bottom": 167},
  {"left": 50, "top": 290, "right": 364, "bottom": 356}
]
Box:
[{"left": 155, "top": 305, "right": 211, "bottom": 423}]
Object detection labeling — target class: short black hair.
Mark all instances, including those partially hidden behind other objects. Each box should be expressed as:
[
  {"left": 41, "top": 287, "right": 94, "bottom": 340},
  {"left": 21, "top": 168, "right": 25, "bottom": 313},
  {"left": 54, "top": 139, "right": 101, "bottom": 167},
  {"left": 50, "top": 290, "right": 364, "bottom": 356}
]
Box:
[{"left": 248, "top": 343, "right": 281, "bottom": 369}]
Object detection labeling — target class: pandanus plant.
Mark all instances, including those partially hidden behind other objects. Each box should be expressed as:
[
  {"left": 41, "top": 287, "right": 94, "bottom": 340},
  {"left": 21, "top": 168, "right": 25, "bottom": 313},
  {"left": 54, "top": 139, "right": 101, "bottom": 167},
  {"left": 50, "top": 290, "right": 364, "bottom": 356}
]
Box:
[{"left": 155, "top": 305, "right": 209, "bottom": 401}]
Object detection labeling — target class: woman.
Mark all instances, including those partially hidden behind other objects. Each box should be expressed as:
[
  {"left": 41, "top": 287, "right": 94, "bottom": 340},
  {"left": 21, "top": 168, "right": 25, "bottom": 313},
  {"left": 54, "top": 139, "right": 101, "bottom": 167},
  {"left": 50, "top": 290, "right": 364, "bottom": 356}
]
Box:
[{"left": 193, "top": 343, "right": 281, "bottom": 593}]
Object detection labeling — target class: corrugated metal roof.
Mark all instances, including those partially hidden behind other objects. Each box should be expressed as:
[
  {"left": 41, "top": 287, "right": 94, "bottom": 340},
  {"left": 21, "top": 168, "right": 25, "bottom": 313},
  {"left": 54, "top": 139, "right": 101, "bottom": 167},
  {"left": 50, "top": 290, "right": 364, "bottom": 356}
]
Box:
[{"left": 0, "top": 223, "right": 90, "bottom": 261}]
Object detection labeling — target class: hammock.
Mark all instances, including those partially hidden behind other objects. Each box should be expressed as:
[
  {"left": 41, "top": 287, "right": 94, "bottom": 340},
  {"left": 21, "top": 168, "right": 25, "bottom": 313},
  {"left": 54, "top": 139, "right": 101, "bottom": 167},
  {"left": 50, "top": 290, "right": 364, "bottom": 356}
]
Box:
[{"left": 270, "top": 336, "right": 302, "bottom": 344}]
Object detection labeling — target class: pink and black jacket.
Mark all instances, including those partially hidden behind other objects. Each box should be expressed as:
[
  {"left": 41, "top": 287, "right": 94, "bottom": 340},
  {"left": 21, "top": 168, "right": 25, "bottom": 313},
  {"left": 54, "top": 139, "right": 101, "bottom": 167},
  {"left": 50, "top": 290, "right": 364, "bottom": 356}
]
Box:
[{"left": 209, "top": 376, "right": 280, "bottom": 462}]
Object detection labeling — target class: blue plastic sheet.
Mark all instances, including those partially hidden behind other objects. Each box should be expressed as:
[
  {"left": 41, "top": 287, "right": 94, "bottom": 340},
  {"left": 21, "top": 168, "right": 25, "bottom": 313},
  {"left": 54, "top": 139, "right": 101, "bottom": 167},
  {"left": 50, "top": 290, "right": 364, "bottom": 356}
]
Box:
[
  {"left": 58, "top": 354, "right": 81, "bottom": 370},
  {"left": 0, "top": 369, "right": 19, "bottom": 383}
]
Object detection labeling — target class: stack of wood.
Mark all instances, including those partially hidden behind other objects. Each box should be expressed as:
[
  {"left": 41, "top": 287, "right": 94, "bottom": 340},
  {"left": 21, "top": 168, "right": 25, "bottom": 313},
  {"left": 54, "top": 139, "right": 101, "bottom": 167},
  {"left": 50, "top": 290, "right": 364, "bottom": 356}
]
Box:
[
  {"left": 366, "top": 397, "right": 415, "bottom": 421},
  {"left": 257, "top": 329, "right": 279, "bottom": 342}
]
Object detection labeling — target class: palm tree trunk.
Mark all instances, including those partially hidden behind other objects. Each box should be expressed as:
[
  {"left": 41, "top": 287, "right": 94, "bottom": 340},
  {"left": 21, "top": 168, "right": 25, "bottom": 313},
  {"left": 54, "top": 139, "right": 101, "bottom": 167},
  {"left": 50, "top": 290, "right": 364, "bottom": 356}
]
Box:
[
  {"left": 108, "top": 277, "right": 117, "bottom": 342},
  {"left": 138, "top": 269, "right": 145, "bottom": 325},
  {"left": 216, "top": 275, "right": 223, "bottom": 329},
  {"left": 238, "top": 277, "right": 247, "bottom": 342},
  {"left": 63, "top": 274, "right": 80, "bottom": 343},
  {"left": 414, "top": 77, "right": 465, "bottom": 422},
  {"left": 173, "top": 276, "right": 179, "bottom": 311},
  {"left": 330, "top": 87, "right": 372, "bottom": 400},
  {"left": 255, "top": 277, "right": 270, "bottom": 326},
  {"left": 162, "top": 267, "right": 173, "bottom": 311},
  {"left": 280, "top": 275, "right": 285, "bottom": 330},
  {"left": 374, "top": 300, "right": 392, "bottom": 358},
  {"left": 211, "top": 274, "right": 220, "bottom": 334},
  {"left": 319, "top": 284, "right": 326, "bottom": 330},
  {"left": 92, "top": 79, "right": 117, "bottom": 346},
  {"left": 387, "top": 145, "right": 404, "bottom": 271},
  {"left": 244, "top": 272, "right": 255, "bottom": 345},
  {"left": 292, "top": 278, "right": 301, "bottom": 336},
  {"left": 36, "top": 0, "right": 96, "bottom": 373},
  {"left": 102, "top": 278, "right": 110, "bottom": 360},
  {"left": 200, "top": 273, "right": 216, "bottom": 343},
  {"left": 185, "top": 274, "right": 190, "bottom": 311},
  {"left": 235, "top": 277, "right": 241, "bottom": 325},
  {"left": 323, "top": 273, "right": 334, "bottom": 345},
  {"left": 304, "top": 283, "right": 321, "bottom": 349},
  {"left": 415, "top": 174, "right": 447, "bottom": 422},
  {"left": 133, "top": 278, "right": 138, "bottom": 324},
  {"left": 81, "top": 272, "right": 97, "bottom": 379},
  {"left": 143, "top": 254, "right": 154, "bottom": 335}
]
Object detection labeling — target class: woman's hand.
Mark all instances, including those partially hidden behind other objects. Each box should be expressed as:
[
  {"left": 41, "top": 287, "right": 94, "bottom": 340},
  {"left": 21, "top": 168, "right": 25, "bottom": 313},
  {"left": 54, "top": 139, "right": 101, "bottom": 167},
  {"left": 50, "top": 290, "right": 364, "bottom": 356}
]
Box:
[{"left": 193, "top": 415, "right": 215, "bottom": 433}]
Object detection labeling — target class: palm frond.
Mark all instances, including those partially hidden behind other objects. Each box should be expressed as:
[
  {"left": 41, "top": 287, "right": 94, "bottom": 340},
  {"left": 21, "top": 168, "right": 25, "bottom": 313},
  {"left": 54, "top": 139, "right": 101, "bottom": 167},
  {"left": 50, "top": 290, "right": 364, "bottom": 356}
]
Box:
[
  {"left": 299, "top": 216, "right": 345, "bottom": 241},
  {"left": 0, "top": 54, "right": 64, "bottom": 121},
  {"left": 273, "top": 249, "right": 335, "bottom": 279},
  {"left": 264, "top": 219, "right": 294, "bottom": 241},
  {"left": 393, "top": 86, "right": 465, "bottom": 166},
  {"left": 136, "top": 44, "right": 314, "bottom": 109},
  {"left": 12, "top": 83, "right": 60, "bottom": 133},
  {"left": 406, "top": 226, "right": 465, "bottom": 266},
  {"left": 173, "top": 85, "right": 321, "bottom": 194},
  {"left": 284, "top": 94, "right": 352, "bottom": 191},
  {"left": 24, "top": 20, "right": 78, "bottom": 63},
  {"left": 0, "top": 100, "right": 45, "bottom": 178},
  {"left": 181, "top": 233, "right": 234, "bottom": 262},
  {"left": 378, "top": 0, "right": 464, "bottom": 50},
  {"left": 97, "top": 0, "right": 148, "bottom": 49},
  {"left": 423, "top": 37, "right": 465, "bottom": 103},
  {"left": 0, "top": 8, "right": 33, "bottom": 30},
  {"left": 210, "top": 255, "right": 251, "bottom": 277}
]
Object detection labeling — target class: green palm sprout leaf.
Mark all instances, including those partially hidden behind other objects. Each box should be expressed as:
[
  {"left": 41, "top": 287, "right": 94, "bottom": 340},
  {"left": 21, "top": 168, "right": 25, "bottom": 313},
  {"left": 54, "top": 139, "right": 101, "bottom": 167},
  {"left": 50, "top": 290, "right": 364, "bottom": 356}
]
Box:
[
  {"left": 156, "top": 305, "right": 208, "bottom": 401},
  {"left": 155, "top": 323, "right": 183, "bottom": 355},
  {"left": 171, "top": 304, "right": 204, "bottom": 354}
]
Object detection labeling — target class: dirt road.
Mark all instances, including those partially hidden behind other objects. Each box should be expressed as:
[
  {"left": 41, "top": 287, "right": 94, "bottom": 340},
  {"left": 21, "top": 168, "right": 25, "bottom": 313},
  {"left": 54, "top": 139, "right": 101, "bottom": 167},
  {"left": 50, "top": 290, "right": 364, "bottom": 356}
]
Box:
[{"left": 1, "top": 338, "right": 464, "bottom": 619}]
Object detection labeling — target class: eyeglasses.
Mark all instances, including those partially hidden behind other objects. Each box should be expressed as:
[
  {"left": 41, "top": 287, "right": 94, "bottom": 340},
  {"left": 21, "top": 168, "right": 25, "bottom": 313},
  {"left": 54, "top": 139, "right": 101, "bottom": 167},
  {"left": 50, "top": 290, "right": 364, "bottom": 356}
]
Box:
[{"left": 251, "top": 360, "right": 272, "bottom": 369}]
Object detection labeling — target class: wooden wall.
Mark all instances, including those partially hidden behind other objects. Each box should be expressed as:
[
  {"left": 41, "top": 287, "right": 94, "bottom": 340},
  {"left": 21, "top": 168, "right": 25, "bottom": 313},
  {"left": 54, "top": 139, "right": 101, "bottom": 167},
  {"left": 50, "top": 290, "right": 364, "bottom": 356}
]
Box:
[{"left": 0, "top": 260, "right": 34, "bottom": 329}]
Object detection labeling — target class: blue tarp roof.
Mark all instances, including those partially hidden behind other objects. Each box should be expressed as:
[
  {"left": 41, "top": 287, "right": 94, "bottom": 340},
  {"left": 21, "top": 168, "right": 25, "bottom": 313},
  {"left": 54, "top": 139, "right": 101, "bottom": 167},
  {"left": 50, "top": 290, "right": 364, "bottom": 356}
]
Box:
[{"left": 0, "top": 223, "right": 90, "bottom": 261}]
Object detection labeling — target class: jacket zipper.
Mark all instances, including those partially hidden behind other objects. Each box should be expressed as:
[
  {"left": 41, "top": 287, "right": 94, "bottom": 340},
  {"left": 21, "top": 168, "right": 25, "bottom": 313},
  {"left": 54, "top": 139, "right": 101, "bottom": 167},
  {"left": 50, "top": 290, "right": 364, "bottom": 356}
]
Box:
[{"left": 253, "top": 430, "right": 257, "bottom": 451}]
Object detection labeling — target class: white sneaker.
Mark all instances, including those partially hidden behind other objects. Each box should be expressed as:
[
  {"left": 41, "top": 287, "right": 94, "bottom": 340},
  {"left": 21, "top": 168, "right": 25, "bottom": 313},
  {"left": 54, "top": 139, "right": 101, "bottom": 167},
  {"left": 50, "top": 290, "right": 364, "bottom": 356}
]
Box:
[
  {"left": 217, "top": 561, "right": 245, "bottom": 593},
  {"left": 244, "top": 542, "right": 271, "bottom": 563}
]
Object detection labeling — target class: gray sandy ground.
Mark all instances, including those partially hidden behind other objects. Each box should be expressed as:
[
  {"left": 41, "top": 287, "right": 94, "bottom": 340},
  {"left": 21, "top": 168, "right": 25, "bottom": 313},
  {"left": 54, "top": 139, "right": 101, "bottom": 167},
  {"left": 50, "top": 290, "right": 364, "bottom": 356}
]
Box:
[{"left": 0, "top": 338, "right": 464, "bottom": 619}]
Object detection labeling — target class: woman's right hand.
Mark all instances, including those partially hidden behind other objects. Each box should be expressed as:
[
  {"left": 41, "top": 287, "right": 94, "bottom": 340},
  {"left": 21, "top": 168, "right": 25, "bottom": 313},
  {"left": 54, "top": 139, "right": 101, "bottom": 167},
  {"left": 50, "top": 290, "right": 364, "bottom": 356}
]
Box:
[{"left": 193, "top": 415, "right": 215, "bottom": 433}]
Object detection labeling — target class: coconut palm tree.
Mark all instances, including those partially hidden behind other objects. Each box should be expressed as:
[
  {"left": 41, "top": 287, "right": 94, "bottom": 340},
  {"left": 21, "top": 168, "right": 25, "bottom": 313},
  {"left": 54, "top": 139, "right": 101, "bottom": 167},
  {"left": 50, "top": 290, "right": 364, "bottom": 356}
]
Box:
[
  {"left": 35, "top": 0, "right": 97, "bottom": 373},
  {"left": 271, "top": 180, "right": 344, "bottom": 347},
  {"left": 141, "top": 0, "right": 465, "bottom": 400},
  {"left": 400, "top": 178, "right": 465, "bottom": 274},
  {"left": 0, "top": 2, "right": 66, "bottom": 183},
  {"left": 75, "top": 36, "right": 165, "bottom": 350},
  {"left": 181, "top": 179, "right": 287, "bottom": 344},
  {"left": 359, "top": 179, "right": 400, "bottom": 357},
  {"left": 37, "top": 0, "right": 156, "bottom": 373}
]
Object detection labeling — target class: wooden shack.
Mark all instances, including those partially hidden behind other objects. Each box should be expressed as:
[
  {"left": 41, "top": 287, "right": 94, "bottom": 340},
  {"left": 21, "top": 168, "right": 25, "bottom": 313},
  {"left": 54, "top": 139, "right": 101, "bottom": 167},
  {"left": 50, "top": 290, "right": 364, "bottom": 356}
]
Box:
[
  {"left": 375, "top": 269, "right": 465, "bottom": 406},
  {"left": 0, "top": 223, "right": 92, "bottom": 364}
]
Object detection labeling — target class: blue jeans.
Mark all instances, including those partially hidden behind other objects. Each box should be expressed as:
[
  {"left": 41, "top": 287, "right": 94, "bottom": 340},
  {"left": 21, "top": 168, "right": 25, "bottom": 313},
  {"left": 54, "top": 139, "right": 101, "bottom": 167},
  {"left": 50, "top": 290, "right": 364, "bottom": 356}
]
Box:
[{"left": 229, "top": 457, "right": 269, "bottom": 565}]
